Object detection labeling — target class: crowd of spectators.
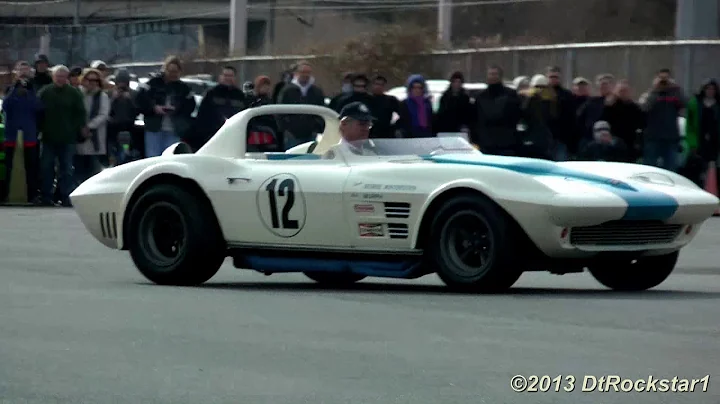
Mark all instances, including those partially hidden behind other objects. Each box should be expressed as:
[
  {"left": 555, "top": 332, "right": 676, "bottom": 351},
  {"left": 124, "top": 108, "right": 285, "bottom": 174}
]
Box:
[{"left": 1, "top": 54, "right": 718, "bottom": 207}]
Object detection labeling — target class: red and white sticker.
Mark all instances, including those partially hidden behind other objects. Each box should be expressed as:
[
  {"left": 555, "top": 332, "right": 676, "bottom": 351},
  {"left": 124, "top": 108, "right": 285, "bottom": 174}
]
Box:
[
  {"left": 359, "top": 223, "right": 384, "bottom": 237},
  {"left": 354, "top": 204, "right": 375, "bottom": 213}
]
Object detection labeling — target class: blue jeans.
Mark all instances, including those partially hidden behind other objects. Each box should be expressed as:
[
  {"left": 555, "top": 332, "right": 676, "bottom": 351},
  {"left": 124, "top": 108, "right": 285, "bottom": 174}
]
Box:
[
  {"left": 643, "top": 140, "right": 680, "bottom": 172},
  {"left": 40, "top": 143, "right": 75, "bottom": 203},
  {"left": 145, "top": 131, "right": 179, "bottom": 158}
]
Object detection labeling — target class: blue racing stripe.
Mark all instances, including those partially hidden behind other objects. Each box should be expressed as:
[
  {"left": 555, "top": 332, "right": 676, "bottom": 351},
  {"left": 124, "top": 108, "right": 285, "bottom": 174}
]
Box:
[{"left": 421, "top": 154, "right": 678, "bottom": 221}]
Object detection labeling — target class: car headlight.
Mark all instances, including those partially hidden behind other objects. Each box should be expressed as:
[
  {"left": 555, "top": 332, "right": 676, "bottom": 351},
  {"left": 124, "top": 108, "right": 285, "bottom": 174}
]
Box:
[{"left": 631, "top": 172, "right": 675, "bottom": 186}]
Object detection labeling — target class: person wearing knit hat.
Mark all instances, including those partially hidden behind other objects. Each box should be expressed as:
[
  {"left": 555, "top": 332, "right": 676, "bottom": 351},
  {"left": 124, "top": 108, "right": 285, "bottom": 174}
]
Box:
[
  {"left": 512, "top": 76, "right": 529, "bottom": 92},
  {"left": 577, "top": 120, "right": 629, "bottom": 162},
  {"left": 32, "top": 54, "right": 52, "bottom": 89},
  {"left": 515, "top": 73, "right": 557, "bottom": 160},
  {"left": 435, "top": 70, "right": 472, "bottom": 135}
]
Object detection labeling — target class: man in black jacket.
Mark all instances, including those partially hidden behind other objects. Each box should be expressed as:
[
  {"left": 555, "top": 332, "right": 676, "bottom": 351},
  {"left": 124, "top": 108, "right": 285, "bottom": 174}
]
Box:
[
  {"left": 577, "top": 74, "right": 616, "bottom": 149},
  {"left": 192, "top": 65, "right": 250, "bottom": 150},
  {"left": 135, "top": 56, "right": 196, "bottom": 157},
  {"left": 31, "top": 54, "right": 52, "bottom": 91},
  {"left": 546, "top": 66, "right": 576, "bottom": 160},
  {"left": 328, "top": 72, "right": 354, "bottom": 111},
  {"left": 474, "top": 65, "right": 521, "bottom": 155},
  {"left": 333, "top": 74, "right": 374, "bottom": 113},
  {"left": 276, "top": 61, "right": 325, "bottom": 149},
  {"left": 367, "top": 75, "right": 400, "bottom": 138}
]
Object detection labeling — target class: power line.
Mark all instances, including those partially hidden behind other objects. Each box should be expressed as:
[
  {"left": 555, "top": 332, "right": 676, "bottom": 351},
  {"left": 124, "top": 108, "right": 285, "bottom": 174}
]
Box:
[{"left": 0, "top": 0, "right": 555, "bottom": 27}]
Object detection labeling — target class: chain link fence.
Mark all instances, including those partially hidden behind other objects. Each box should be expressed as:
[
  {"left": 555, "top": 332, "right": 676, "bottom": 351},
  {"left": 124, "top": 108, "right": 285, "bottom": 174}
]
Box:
[{"left": 111, "top": 40, "right": 720, "bottom": 93}]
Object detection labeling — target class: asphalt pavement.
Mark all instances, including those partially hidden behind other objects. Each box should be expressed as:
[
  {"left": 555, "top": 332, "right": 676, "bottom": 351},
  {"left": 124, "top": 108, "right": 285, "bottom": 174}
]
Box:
[{"left": 1, "top": 207, "right": 719, "bottom": 404}]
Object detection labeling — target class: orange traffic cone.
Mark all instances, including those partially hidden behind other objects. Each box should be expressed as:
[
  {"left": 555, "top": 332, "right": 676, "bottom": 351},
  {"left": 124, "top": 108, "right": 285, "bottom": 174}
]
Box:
[{"left": 703, "top": 161, "right": 720, "bottom": 216}]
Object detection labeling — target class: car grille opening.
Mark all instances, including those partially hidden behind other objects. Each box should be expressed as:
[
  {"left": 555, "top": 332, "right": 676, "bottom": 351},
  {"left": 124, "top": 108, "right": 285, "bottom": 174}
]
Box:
[
  {"left": 387, "top": 223, "right": 409, "bottom": 239},
  {"left": 569, "top": 220, "right": 682, "bottom": 246},
  {"left": 384, "top": 202, "right": 411, "bottom": 219}
]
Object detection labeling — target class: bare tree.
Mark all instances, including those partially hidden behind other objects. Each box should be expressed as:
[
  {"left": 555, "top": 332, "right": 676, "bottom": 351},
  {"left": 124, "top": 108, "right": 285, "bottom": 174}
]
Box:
[{"left": 307, "top": 23, "right": 440, "bottom": 86}]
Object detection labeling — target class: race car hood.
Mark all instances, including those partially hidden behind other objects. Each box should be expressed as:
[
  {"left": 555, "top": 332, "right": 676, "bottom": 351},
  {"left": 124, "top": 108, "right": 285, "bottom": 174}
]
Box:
[
  {"left": 422, "top": 153, "right": 719, "bottom": 222},
  {"left": 422, "top": 153, "right": 698, "bottom": 189}
]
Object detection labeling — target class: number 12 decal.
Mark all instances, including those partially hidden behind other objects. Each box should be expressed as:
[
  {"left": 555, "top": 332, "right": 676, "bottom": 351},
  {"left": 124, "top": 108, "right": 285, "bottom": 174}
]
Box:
[
  {"left": 257, "top": 174, "right": 306, "bottom": 238},
  {"left": 266, "top": 178, "right": 298, "bottom": 229}
]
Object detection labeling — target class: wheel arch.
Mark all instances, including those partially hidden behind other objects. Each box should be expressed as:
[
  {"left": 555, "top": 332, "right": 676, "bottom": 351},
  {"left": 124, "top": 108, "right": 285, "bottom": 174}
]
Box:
[
  {"left": 120, "top": 171, "right": 225, "bottom": 251},
  {"left": 412, "top": 184, "right": 535, "bottom": 252}
]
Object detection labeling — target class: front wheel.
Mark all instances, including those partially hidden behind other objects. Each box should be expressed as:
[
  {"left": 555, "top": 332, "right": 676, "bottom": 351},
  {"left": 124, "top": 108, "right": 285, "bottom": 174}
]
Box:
[
  {"left": 303, "top": 272, "right": 366, "bottom": 286},
  {"left": 127, "top": 184, "right": 226, "bottom": 286},
  {"left": 588, "top": 251, "right": 679, "bottom": 291},
  {"left": 427, "top": 195, "right": 522, "bottom": 292}
]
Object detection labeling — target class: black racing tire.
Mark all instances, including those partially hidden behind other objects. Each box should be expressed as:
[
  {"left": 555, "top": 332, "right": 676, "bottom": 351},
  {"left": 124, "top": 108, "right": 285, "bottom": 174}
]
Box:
[
  {"left": 427, "top": 195, "right": 522, "bottom": 292},
  {"left": 127, "top": 184, "right": 226, "bottom": 286},
  {"left": 303, "top": 272, "right": 366, "bottom": 286},
  {"left": 588, "top": 251, "right": 679, "bottom": 291}
]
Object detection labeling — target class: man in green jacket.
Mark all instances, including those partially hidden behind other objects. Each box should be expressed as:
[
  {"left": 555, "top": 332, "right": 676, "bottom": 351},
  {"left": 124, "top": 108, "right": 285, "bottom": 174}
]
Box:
[{"left": 37, "top": 65, "right": 86, "bottom": 206}]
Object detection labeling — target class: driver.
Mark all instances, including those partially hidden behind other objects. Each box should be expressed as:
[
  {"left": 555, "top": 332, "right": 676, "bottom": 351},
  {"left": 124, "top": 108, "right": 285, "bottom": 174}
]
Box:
[{"left": 326, "top": 101, "right": 378, "bottom": 157}]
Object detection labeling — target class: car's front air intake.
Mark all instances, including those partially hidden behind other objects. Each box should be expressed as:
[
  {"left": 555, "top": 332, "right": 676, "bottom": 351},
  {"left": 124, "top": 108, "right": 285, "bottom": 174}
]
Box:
[{"left": 570, "top": 221, "right": 682, "bottom": 246}]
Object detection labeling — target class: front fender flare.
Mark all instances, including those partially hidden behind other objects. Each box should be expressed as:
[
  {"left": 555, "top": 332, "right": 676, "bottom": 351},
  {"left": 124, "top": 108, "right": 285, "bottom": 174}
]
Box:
[{"left": 410, "top": 179, "right": 497, "bottom": 248}]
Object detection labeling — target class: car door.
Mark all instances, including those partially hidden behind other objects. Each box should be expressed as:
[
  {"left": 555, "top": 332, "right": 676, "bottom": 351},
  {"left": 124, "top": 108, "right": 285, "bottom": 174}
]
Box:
[{"left": 221, "top": 154, "right": 354, "bottom": 249}]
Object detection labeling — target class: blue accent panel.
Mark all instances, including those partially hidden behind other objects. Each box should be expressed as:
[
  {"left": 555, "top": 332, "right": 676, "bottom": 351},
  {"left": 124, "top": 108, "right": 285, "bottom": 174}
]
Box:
[
  {"left": 243, "top": 255, "right": 423, "bottom": 279},
  {"left": 265, "top": 153, "right": 321, "bottom": 160},
  {"left": 421, "top": 154, "right": 678, "bottom": 221}
]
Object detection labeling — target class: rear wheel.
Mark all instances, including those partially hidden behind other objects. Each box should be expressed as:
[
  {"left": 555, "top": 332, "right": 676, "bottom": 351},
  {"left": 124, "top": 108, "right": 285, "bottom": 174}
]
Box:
[
  {"left": 427, "top": 195, "right": 522, "bottom": 292},
  {"left": 588, "top": 251, "right": 679, "bottom": 291},
  {"left": 128, "top": 184, "right": 226, "bottom": 286},
  {"left": 303, "top": 272, "right": 366, "bottom": 286}
]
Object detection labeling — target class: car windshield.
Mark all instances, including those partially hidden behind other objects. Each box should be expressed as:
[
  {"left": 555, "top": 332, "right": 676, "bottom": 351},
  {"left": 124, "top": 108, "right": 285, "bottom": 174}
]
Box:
[{"left": 343, "top": 136, "right": 478, "bottom": 156}]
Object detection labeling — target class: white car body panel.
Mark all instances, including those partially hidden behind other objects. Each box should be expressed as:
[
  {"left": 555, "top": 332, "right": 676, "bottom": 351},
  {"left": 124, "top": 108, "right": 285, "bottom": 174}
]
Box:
[{"left": 71, "top": 105, "right": 719, "bottom": 267}]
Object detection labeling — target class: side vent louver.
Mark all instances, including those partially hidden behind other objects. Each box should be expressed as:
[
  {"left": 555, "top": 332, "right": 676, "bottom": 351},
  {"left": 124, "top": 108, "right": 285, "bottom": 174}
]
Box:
[
  {"left": 100, "top": 212, "right": 118, "bottom": 239},
  {"left": 387, "top": 224, "right": 409, "bottom": 239},
  {"left": 384, "top": 202, "right": 411, "bottom": 219}
]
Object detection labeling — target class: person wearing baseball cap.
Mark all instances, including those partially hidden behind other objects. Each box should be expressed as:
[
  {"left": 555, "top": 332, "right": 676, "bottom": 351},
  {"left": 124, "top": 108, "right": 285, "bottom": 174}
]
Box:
[
  {"left": 577, "top": 120, "right": 629, "bottom": 162},
  {"left": 326, "top": 101, "right": 377, "bottom": 157}
]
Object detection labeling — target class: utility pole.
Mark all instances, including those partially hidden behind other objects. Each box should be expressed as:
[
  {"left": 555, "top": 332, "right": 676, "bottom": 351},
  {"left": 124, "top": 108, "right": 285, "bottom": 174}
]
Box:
[
  {"left": 73, "top": 0, "right": 81, "bottom": 25},
  {"left": 437, "top": 0, "right": 452, "bottom": 45},
  {"left": 229, "top": 0, "right": 248, "bottom": 57},
  {"left": 69, "top": 0, "right": 81, "bottom": 65},
  {"left": 675, "top": 0, "right": 719, "bottom": 39}
]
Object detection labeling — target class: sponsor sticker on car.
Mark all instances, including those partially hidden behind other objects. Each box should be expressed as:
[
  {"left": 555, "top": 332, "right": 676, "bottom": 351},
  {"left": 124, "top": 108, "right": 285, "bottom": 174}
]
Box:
[
  {"left": 354, "top": 204, "right": 375, "bottom": 213},
  {"left": 359, "top": 223, "right": 384, "bottom": 237}
]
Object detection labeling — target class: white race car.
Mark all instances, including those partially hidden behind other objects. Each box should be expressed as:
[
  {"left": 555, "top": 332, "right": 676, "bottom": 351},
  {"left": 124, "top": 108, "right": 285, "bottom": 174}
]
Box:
[{"left": 70, "top": 105, "right": 719, "bottom": 292}]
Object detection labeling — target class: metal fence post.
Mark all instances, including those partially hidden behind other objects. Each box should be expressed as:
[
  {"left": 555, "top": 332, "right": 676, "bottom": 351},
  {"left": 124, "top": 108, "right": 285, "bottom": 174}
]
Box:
[
  {"left": 564, "top": 48, "right": 574, "bottom": 88},
  {"left": 465, "top": 53, "right": 472, "bottom": 80},
  {"left": 622, "top": 45, "right": 632, "bottom": 80},
  {"left": 682, "top": 44, "right": 692, "bottom": 92},
  {"left": 512, "top": 50, "right": 520, "bottom": 78}
]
